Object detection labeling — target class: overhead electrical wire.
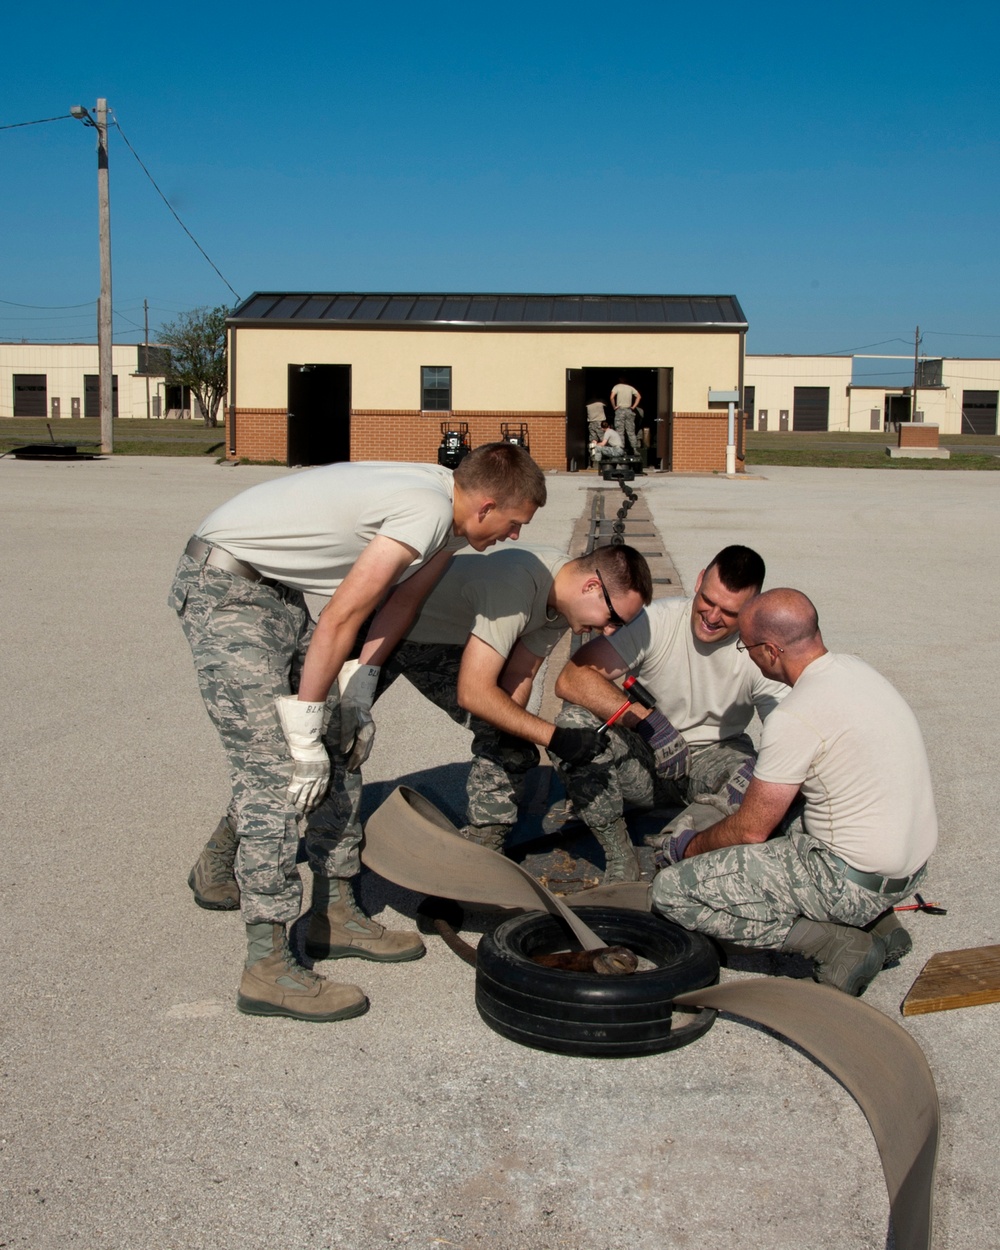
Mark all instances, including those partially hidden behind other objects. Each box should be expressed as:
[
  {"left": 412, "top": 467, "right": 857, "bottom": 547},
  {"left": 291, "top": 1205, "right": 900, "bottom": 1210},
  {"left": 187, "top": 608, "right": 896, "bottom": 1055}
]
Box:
[
  {"left": 0, "top": 115, "right": 74, "bottom": 130},
  {"left": 110, "top": 110, "right": 241, "bottom": 303}
]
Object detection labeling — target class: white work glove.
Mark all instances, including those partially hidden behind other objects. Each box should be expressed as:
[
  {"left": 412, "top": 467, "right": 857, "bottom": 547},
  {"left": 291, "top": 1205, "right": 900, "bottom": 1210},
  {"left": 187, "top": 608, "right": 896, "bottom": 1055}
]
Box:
[
  {"left": 338, "top": 660, "right": 381, "bottom": 773},
  {"left": 275, "top": 695, "right": 330, "bottom": 813}
]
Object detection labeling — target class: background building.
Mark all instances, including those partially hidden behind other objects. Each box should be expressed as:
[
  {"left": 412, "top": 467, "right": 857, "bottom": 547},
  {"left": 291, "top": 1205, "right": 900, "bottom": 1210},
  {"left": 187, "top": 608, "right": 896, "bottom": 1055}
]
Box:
[
  {"left": 746, "top": 355, "right": 1000, "bottom": 435},
  {"left": 224, "top": 291, "right": 749, "bottom": 472},
  {"left": 0, "top": 343, "right": 171, "bottom": 421}
]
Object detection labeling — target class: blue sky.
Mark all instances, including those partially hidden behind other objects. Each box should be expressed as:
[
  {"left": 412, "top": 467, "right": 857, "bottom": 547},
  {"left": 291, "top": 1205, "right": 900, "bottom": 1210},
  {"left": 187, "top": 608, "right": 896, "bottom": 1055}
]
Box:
[{"left": 2, "top": 0, "right": 997, "bottom": 379}]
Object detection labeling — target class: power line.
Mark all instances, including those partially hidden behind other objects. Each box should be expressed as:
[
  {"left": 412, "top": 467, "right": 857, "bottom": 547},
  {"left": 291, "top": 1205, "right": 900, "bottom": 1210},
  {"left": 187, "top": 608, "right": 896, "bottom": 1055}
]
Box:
[
  {"left": 0, "top": 114, "right": 74, "bottom": 130},
  {"left": 0, "top": 297, "right": 96, "bottom": 309},
  {"left": 109, "top": 110, "right": 241, "bottom": 302}
]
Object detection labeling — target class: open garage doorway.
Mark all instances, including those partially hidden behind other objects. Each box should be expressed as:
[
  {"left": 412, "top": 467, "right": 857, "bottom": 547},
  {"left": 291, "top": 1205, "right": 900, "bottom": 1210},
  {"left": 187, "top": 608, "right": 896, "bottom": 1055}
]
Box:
[
  {"left": 287, "top": 364, "right": 351, "bottom": 466},
  {"left": 565, "top": 366, "right": 672, "bottom": 470}
]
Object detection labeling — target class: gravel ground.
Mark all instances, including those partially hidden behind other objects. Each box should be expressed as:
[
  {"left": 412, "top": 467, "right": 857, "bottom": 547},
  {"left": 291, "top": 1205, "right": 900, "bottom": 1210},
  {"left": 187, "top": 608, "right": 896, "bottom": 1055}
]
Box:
[{"left": 1, "top": 457, "right": 996, "bottom": 1250}]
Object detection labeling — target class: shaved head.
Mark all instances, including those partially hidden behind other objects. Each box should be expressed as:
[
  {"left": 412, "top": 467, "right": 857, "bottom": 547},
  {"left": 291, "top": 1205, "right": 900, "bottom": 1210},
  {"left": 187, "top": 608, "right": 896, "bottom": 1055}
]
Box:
[{"left": 740, "top": 588, "right": 820, "bottom": 649}]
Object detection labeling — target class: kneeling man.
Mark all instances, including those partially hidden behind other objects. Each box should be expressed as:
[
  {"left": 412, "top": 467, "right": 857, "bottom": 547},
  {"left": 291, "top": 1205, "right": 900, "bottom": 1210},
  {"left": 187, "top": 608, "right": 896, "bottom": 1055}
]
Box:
[{"left": 651, "top": 588, "right": 938, "bottom": 996}]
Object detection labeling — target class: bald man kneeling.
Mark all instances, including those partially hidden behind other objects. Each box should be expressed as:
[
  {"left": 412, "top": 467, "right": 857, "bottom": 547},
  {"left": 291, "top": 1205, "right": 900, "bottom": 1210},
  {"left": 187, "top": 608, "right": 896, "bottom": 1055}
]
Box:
[{"left": 650, "top": 588, "right": 938, "bottom": 996}]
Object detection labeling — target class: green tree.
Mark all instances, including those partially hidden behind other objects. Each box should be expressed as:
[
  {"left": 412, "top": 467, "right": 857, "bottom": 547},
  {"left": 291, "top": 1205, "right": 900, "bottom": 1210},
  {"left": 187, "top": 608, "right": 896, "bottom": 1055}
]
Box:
[{"left": 158, "top": 304, "right": 229, "bottom": 427}]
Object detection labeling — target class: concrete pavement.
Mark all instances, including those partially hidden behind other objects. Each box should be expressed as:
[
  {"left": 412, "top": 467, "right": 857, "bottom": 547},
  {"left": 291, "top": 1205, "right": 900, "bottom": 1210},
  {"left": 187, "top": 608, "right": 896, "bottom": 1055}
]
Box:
[{"left": 1, "top": 456, "right": 996, "bottom": 1249}]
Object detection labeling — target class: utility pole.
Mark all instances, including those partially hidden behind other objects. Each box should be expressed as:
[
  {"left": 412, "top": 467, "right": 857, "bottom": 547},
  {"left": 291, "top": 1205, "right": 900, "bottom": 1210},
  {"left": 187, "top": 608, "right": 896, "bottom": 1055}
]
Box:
[
  {"left": 912, "top": 325, "right": 921, "bottom": 425},
  {"left": 96, "top": 99, "right": 113, "bottom": 452},
  {"left": 144, "top": 298, "right": 151, "bottom": 420},
  {"left": 71, "top": 99, "right": 113, "bottom": 453}
]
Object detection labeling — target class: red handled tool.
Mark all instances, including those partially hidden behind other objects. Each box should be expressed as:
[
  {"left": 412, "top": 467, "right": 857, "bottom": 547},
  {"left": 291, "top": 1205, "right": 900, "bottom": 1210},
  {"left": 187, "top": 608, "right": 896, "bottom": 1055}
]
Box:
[{"left": 599, "top": 675, "right": 657, "bottom": 732}]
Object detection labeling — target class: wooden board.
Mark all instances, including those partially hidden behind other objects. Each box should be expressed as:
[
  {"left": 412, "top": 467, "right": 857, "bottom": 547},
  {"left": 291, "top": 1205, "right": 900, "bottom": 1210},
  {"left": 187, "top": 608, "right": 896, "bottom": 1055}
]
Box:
[{"left": 902, "top": 945, "right": 1000, "bottom": 1015}]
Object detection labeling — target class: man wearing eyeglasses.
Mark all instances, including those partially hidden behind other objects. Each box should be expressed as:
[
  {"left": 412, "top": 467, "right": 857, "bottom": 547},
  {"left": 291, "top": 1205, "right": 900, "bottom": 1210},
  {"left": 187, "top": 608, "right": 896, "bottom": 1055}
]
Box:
[
  {"left": 302, "top": 544, "right": 653, "bottom": 949},
  {"left": 649, "top": 587, "right": 937, "bottom": 996},
  {"left": 550, "top": 545, "right": 785, "bottom": 883}
]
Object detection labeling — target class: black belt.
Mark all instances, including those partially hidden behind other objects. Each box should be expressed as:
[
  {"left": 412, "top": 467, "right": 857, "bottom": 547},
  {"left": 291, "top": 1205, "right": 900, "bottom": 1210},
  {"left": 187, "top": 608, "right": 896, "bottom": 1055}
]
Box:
[
  {"left": 829, "top": 852, "right": 923, "bottom": 895},
  {"left": 185, "top": 535, "right": 274, "bottom": 585}
]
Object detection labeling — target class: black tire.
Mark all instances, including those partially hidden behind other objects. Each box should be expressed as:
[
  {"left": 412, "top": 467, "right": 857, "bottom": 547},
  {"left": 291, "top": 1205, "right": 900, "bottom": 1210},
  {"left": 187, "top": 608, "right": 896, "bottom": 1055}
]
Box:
[{"left": 475, "top": 907, "right": 719, "bottom": 1057}]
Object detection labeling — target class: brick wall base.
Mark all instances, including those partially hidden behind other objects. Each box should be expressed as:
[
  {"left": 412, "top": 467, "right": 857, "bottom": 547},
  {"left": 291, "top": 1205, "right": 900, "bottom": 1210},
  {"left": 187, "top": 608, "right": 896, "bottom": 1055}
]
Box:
[
  {"left": 899, "top": 423, "right": 940, "bottom": 448},
  {"left": 671, "top": 412, "right": 745, "bottom": 473},
  {"left": 227, "top": 409, "right": 568, "bottom": 470}
]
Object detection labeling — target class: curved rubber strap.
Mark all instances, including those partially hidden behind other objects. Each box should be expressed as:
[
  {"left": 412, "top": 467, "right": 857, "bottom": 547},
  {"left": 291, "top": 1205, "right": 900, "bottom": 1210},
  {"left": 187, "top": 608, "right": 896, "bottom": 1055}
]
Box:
[
  {"left": 366, "top": 785, "right": 938, "bottom": 1248},
  {"left": 364, "top": 786, "right": 607, "bottom": 950},
  {"left": 673, "top": 978, "right": 938, "bottom": 1250}
]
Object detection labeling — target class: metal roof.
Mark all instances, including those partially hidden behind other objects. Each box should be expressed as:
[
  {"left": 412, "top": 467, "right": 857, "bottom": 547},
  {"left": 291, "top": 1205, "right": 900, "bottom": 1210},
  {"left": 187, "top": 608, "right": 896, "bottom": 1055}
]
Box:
[{"left": 228, "top": 292, "right": 747, "bottom": 330}]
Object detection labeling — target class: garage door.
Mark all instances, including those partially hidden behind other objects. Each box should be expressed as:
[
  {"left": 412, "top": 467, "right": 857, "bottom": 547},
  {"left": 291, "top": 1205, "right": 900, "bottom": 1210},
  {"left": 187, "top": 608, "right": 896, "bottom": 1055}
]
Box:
[
  {"left": 84, "top": 374, "right": 119, "bottom": 418},
  {"left": 13, "top": 374, "right": 47, "bottom": 417},
  {"left": 793, "top": 387, "right": 829, "bottom": 432},
  {"left": 961, "top": 391, "right": 998, "bottom": 436}
]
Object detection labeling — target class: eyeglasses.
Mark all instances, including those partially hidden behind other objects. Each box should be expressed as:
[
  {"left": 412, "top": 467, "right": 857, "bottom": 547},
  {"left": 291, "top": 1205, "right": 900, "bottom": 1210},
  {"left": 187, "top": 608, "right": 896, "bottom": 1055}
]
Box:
[
  {"left": 736, "top": 639, "right": 784, "bottom": 654},
  {"left": 595, "top": 568, "right": 626, "bottom": 628}
]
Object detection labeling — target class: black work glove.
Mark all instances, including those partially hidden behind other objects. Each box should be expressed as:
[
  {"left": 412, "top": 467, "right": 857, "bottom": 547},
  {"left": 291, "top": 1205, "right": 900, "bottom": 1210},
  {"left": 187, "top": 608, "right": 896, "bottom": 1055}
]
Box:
[{"left": 548, "top": 726, "right": 609, "bottom": 765}]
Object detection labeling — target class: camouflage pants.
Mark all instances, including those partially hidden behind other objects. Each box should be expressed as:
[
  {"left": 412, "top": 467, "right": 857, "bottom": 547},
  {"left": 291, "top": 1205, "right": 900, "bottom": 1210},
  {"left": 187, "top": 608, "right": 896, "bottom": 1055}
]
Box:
[
  {"left": 171, "top": 551, "right": 322, "bottom": 924},
  {"left": 650, "top": 817, "right": 927, "bottom": 949},
  {"left": 311, "top": 641, "right": 541, "bottom": 846},
  {"left": 614, "top": 407, "right": 639, "bottom": 456},
  {"left": 553, "top": 703, "right": 756, "bottom": 837}
]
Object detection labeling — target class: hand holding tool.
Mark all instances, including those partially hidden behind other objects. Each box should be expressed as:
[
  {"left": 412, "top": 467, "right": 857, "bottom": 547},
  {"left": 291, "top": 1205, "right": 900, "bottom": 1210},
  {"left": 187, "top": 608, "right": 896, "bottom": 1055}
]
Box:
[{"left": 600, "top": 674, "right": 657, "bottom": 732}]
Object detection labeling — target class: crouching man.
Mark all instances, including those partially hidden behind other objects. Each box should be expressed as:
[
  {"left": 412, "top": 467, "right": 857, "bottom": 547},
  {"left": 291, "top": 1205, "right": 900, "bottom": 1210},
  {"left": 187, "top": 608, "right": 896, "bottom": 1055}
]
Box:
[
  {"left": 304, "top": 543, "right": 652, "bottom": 901},
  {"left": 550, "top": 546, "right": 785, "bottom": 883},
  {"left": 650, "top": 588, "right": 938, "bottom": 996}
]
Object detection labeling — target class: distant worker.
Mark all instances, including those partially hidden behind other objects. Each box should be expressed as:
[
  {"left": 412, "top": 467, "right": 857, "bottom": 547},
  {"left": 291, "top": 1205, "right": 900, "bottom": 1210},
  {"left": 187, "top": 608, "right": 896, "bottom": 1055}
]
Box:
[
  {"left": 650, "top": 588, "right": 938, "bottom": 997},
  {"left": 611, "top": 376, "right": 642, "bottom": 457},
  {"left": 589, "top": 420, "right": 626, "bottom": 466},
  {"left": 586, "top": 397, "right": 608, "bottom": 446}
]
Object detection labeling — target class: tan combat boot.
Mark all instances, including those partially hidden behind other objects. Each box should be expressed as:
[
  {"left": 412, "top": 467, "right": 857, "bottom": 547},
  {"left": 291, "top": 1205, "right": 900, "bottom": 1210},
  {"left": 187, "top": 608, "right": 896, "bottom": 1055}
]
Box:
[
  {"left": 593, "top": 817, "right": 641, "bottom": 885},
  {"left": 458, "top": 823, "right": 509, "bottom": 853},
  {"left": 305, "top": 876, "right": 425, "bottom": 963},
  {"left": 188, "top": 815, "right": 240, "bottom": 910},
  {"left": 867, "top": 909, "right": 913, "bottom": 966},
  {"left": 782, "top": 918, "right": 887, "bottom": 997},
  {"left": 237, "top": 923, "right": 368, "bottom": 1022}
]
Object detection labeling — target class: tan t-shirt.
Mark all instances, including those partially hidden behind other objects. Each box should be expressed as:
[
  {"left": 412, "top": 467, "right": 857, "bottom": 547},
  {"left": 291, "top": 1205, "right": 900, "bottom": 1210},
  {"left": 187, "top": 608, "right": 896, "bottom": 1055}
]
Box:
[
  {"left": 196, "top": 461, "right": 458, "bottom": 601},
  {"left": 754, "top": 652, "right": 938, "bottom": 876},
  {"left": 611, "top": 383, "right": 638, "bottom": 410},
  {"left": 609, "top": 597, "right": 786, "bottom": 748},
  {"left": 404, "top": 545, "right": 570, "bottom": 659}
]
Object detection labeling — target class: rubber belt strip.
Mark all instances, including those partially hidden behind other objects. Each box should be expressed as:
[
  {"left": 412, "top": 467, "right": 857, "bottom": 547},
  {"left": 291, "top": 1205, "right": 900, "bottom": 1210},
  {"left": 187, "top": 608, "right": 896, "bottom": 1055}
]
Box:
[{"left": 364, "top": 784, "right": 939, "bottom": 1250}]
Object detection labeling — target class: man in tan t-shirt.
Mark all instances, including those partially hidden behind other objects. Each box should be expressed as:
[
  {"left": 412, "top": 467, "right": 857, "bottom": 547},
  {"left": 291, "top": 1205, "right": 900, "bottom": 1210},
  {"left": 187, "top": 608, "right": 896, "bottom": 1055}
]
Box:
[
  {"left": 650, "top": 587, "right": 938, "bottom": 996},
  {"left": 550, "top": 546, "right": 784, "bottom": 883},
  {"left": 305, "top": 543, "right": 652, "bottom": 896}
]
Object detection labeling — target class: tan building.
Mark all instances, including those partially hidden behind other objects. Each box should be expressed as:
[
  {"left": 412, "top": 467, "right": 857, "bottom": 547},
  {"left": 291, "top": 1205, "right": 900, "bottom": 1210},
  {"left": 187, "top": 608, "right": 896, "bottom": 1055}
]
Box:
[
  {"left": 0, "top": 343, "right": 170, "bottom": 421},
  {"left": 225, "top": 292, "right": 749, "bottom": 472},
  {"left": 746, "top": 354, "right": 1000, "bottom": 435}
]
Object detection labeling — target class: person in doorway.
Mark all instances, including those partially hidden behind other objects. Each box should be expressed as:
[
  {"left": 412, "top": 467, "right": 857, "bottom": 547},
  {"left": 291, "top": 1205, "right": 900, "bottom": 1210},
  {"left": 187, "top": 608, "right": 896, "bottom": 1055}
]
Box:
[
  {"left": 589, "top": 419, "right": 626, "bottom": 466},
  {"left": 586, "top": 397, "right": 609, "bottom": 446},
  {"left": 610, "top": 376, "right": 642, "bottom": 457},
  {"left": 649, "top": 588, "right": 937, "bottom": 996},
  {"left": 174, "top": 443, "right": 547, "bottom": 1023},
  {"left": 303, "top": 544, "right": 652, "bottom": 902},
  {"left": 549, "top": 546, "right": 784, "bottom": 883}
]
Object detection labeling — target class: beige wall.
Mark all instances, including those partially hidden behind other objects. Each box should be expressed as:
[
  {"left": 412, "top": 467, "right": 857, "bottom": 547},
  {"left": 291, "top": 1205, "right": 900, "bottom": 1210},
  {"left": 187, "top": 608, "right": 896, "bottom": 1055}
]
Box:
[
  {"left": 745, "top": 355, "right": 852, "bottom": 430},
  {"left": 0, "top": 343, "right": 165, "bottom": 420},
  {"left": 231, "top": 326, "right": 742, "bottom": 412},
  {"left": 749, "top": 355, "right": 1000, "bottom": 435},
  {"left": 846, "top": 386, "right": 948, "bottom": 431}
]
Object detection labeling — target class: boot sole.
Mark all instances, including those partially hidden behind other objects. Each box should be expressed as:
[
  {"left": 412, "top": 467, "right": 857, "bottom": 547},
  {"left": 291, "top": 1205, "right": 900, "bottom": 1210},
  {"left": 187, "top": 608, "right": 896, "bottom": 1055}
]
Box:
[
  {"left": 187, "top": 869, "right": 240, "bottom": 911},
  {"left": 304, "top": 940, "right": 426, "bottom": 963},
  {"left": 236, "top": 992, "right": 369, "bottom": 1022}
]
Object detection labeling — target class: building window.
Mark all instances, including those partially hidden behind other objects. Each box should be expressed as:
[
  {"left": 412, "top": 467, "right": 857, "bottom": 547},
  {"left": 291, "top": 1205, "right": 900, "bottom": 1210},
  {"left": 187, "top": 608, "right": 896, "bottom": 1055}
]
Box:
[{"left": 421, "top": 366, "right": 452, "bottom": 411}]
